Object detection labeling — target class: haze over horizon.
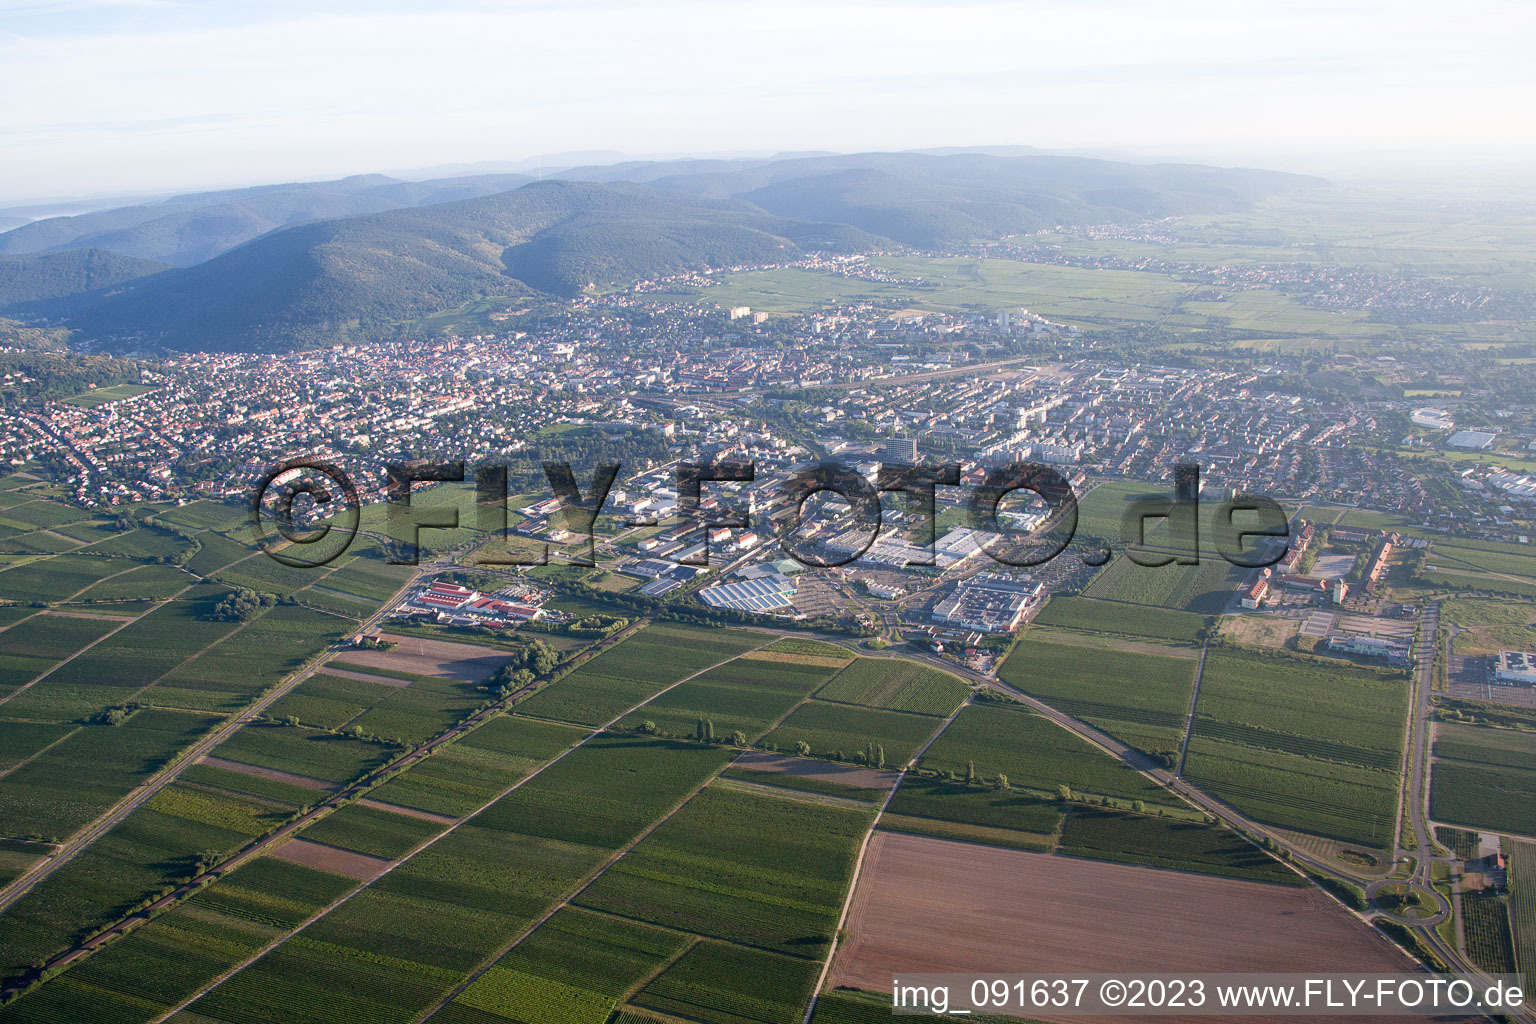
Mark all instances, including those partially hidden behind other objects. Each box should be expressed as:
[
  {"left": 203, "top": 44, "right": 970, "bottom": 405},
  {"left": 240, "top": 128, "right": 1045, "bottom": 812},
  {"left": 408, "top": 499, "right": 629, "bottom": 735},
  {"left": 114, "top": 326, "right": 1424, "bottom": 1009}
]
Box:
[{"left": 3, "top": 0, "right": 1533, "bottom": 204}]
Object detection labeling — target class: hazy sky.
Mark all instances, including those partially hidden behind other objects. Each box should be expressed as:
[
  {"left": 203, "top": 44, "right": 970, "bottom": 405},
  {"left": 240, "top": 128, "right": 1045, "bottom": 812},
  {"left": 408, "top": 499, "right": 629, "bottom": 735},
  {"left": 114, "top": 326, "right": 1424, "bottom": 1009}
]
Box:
[{"left": 2, "top": 0, "right": 1533, "bottom": 202}]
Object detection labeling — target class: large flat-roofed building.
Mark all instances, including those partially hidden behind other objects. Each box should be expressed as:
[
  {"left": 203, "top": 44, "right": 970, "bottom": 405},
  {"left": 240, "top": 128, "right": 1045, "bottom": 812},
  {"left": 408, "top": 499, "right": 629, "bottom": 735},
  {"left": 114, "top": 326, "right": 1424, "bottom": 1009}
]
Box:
[
  {"left": 1326, "top": 634, "right": 1409, "bottom": 665},
  {"left": 1493, "top": 650, "right": 1536, "bottom": 686},
  {"left": 931, "top": 573, "right": 1044, "bottom": 633}
]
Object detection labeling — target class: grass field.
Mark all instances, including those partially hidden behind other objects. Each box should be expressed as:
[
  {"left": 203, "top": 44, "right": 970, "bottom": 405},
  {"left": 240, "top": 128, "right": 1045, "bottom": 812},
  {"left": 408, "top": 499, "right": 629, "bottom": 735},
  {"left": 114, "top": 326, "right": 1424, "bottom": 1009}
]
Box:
[
  {"left": 57, "top": 383, "right": 156, "bottom": 407},
  {"left": 813, "top": 658, "right": 969, "bottom": 717},
  {"left": 999, "top": 632, "right": 1197, "bottom": 765},
  {"left": 1184, "top": 647, "right": 1407, "bottom": 848},
  {"left": 1430, "top": 723, "right": 1536, "bottom": 836}
]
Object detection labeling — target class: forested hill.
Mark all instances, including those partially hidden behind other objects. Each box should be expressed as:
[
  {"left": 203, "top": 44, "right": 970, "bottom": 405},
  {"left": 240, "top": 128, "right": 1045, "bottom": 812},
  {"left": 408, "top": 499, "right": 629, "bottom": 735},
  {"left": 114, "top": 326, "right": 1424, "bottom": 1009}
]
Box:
[
  {"left": 35, "top": 181, "right": 878, "bottom": 352},
  {"left": 0, "top": 152, "right": 1320, "bottom": 353}
]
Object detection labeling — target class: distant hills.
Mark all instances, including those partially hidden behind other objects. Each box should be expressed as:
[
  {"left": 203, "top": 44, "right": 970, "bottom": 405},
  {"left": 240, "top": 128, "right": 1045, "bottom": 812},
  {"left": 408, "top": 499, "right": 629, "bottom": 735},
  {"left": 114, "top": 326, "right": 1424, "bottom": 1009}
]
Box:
[
  {"left": 0, "top": 173, "right": 536, "bottom": 267},
  {"left": 0, "top": 151, "right": 1319, "bottom": 352}
]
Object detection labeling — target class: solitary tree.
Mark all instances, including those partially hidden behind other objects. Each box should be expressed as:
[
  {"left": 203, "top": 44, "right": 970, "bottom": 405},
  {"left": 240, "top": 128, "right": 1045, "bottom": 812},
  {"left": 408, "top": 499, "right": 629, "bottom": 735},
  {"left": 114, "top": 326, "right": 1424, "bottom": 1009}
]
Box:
[
  {"left": 876, "top": 745, "right": 886, "bottom": 769},
  {"left": 995, "top": 772, "right": 1009, "bottom": 790},
  {"left": 965, "top": 760, "right": 976, "bottom": 785},
  {"left": 1057, "top": 784, "right": 1073, "bottom": 802},
  {"left": 795, "top": 740, "right": 812, "bottom": 757},
  {"left": 1132, "top": 799, "right": 1146, "bottom": 814},
  {"left": 730, "top": 730, "right": 747, "bottom": 747},
  {"left": 705, "top": 719, "right": 715, "bottom": 742}
]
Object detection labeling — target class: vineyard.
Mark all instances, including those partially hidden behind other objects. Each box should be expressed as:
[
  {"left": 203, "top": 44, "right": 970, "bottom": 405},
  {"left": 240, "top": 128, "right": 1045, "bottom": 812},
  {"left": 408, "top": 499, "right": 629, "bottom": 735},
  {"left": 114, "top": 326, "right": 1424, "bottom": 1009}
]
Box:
[
  {"left": 1508, "top": 840, "right": 1536, "bottom": 985},
  {"left": 576, "top": 784, "right": 873, "bottom": 958},
  {"left": 814, "top": 658, "right": 970, "bottom": 717},
  {"left": 1460, "top": 891, "right": 1517, "bottom": 975},
  {"left": 1183, "top": 647, "right": 1407, "bottom": 848},
  {"left": 1033, "top": 595, "right": 1209, "bottom": 645},
  {"left": 1000, "top": 632, "right": 1196, "bottom": 764},
  {"left": 1057, "top": 807, "right": 1297, "bottom": 885},
  {"left": 1430, "top": 723, "right": 1536, "bottom": 836}
]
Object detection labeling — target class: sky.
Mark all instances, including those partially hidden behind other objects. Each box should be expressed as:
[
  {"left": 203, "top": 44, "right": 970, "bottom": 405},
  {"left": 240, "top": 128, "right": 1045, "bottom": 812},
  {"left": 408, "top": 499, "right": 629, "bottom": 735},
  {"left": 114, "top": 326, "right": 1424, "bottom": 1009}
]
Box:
[{"left": 2, "top": 0, "right": 1533, "bottom": 203}]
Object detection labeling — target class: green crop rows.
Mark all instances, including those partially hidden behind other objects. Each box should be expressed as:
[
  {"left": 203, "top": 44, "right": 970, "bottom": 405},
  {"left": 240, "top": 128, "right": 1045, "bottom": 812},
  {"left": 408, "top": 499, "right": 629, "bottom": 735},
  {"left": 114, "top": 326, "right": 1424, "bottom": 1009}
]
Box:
[
  {"left": 916, "top": 704, "right": 1174, "bottom": 807},
  {"left": 515, "top": 623, "right": 769, "bottom": 726},
  {"left": 365, "top": 715, "right": 586, "bottom": 818},
  {"left": 0, "top": 858, "right": 357, "bottom": 1024},
  {"left": 999, "top": 632, "right": 1196, "bottom": 765},
  {"left": 1508, "top": 840, "right": 1536, "bottom": 987},
  {"left": 1184, "top": 647, "right": 1407, "bottom": 848},
  {"left": 1430, "top": 723, "right": 1536, "bottom": 836},
  {"left": 632, "top": 940, "right": 821, "bottom": 1024},
  {"left": 0, "top": 775, "right": 289, "bottom": 983},
  {"left": 577, "top": 784, "right": 872, "bottom": 957},
  {"left": 1058, "top": 807, "right": 1296, "bottom": 884},
  {"left": 615, "top": 656, "right": 833, "bottom": 740},
  {"left": 1033, "top": 595, "right": 1208, "bottom": 645},
  {"left": 814, "top": 658, "right": 969, "bottom": 717},
  {"left": 176, "top": 735, "right": 735, "bottom": 1024},
  {"left": 763, "top": 701, "right": 941, "bottom": 765}
]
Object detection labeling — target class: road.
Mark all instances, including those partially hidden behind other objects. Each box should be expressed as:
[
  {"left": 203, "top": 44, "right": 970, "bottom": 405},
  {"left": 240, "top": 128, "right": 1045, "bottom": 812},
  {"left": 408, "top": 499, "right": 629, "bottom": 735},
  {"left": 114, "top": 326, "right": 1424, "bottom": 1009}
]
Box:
[{"left": 1175, "top": 639, "right": 1209, "bottom": 776}]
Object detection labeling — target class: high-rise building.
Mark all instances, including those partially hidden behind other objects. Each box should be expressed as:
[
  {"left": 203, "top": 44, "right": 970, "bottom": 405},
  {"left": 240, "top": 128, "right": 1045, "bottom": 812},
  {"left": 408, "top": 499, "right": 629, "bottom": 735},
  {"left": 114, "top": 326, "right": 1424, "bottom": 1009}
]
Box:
[{"left": 877, "top": 437, "right": 917, "bottom": 464}]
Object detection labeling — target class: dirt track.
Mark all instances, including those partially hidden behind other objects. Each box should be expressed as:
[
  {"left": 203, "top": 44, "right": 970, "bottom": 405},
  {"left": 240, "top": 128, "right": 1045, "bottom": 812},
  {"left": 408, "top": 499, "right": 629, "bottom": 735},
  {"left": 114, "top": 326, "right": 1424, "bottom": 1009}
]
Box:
[
  {"left": 830, "top": 833, "right": 1418, "bottom": 1024},
  {"left": 734, "top": 750, "right": 900, "bottom": 791},
  {"left": 339, "top": 633, "right": 510, "bottom": 681},
  {"left": 266, "top": 838, "right": 393, "bottom": 879}
]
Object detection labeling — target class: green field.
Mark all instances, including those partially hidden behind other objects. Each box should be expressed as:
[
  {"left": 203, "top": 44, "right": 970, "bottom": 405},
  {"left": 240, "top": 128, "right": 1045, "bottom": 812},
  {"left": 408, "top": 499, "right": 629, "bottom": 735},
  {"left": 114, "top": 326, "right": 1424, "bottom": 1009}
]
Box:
[
  {"left": 633, "top": 940, "right": 821, "bottom": 1024},
  {"left": 297, "top": 802, "right": 441, "bottom": 859},
  {"left": 0, "top": 612, "right": 121, "bottom": 696},
  {"left": 883, "top": 776, "right": 1063, "bottom": 850},
  {"left": 176, "top": 734, "right": 736, "bottom": 1024},
  {"left": 1057, "top": 807, "right": 1297, "bottom": 884},
  {"left": 1082, "top": 551, "right": 1249, "bottom": 615},
  {"left": 1033, "top": 595, "right": 1208, "bottom": 645},
  {"left": 577, "top": 784, "right": 872, "bottom": 957},
  {"left": 0, "top": 708, "right": 220, "bottom": 842},
  {"left": 813, "top": 658, "right": 969, "bottom": 717},
  {"left": 999, "top": 632, "right": 1197, "bottom": 765},
  {"left": 1185, "top": 648, "right": 1407, "bottom": 848},
  {"left": 614, "top": 655, "right": 832, "bottom": 741},
  {"left": 57, "top": 383, "right": 156, "bottom": 407},
  {"left": 762, "top": 700, "right": 942, "bottom": 766},
  {"left": 365, "top": 715, "right": 586, "bottom": 818},
  {"left": 0, "top": 775, "right": 291, "bottom": 982},
  {"left": 1430, "top": 723, "right": 1536, "bottom": 836},
  {"left": 1508, "top": 840, "right": 1536, "bottom": 988},
  {"left": 268, "top": 669, "right": 483, "bottom": 746},
  {"left": 0, "top": 857, "right": 356, "bottom": 1023},
  {"left": 515, "top": 623, "right": 769, "bottom": 726},
  {"left": 915, "top": 704, "right": 1173, "bottom": 808}
]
